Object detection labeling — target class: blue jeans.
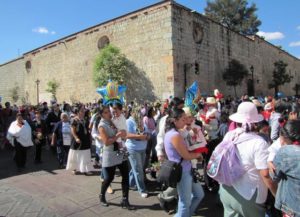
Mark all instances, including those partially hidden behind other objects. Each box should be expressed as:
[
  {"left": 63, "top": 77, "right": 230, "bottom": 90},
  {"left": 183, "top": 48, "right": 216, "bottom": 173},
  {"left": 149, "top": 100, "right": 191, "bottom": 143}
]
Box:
[
  {"left": 128, "top": 149, "right": 147, "bottom": 194},
  {"left": 176, "top": 170, "right": 204, "bottom": 217}
]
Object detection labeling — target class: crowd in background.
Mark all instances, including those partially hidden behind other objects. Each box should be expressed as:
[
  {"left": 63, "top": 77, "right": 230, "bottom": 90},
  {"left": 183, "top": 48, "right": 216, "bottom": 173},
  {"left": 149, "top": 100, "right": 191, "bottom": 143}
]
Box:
[{"left": 0, "top": 92, "right": 300, "bottom": 217}]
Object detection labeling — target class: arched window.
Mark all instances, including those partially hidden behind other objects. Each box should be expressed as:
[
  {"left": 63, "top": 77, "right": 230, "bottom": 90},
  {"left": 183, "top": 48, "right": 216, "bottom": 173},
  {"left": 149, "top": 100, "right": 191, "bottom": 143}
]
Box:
[
  {"left": 25, "top": 61, "right": 32, "bottom": 73},
  {"left": 97, "top": 36, "right": 110, "bottom": 50}
]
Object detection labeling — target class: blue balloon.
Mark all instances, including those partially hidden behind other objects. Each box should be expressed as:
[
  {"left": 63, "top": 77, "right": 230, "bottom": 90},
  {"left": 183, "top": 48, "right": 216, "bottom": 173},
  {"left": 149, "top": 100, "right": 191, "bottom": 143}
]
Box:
[
  {"left": 96, "top": 80, "right": 127, "bottom": 105},
  {"left": 185, "top": 81, "right": 199, "bottom": 112},
  {"left": 277, "top": 92, "right": 285, "bottom": 98}
]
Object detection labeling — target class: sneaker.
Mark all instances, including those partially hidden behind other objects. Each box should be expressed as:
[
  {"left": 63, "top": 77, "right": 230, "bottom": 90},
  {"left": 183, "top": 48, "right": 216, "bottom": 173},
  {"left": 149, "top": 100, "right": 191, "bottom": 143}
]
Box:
[
  {"left": 72, "top": 170, "right": 77, "bottom": 175},
  {"left": 141, "top": 193, "right": 148, "bottom": 198}
]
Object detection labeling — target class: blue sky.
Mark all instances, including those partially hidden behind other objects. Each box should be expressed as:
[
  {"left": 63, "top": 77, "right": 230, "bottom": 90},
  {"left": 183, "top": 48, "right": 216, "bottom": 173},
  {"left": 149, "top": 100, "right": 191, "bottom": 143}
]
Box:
[{"left": 1, "top": 0, "right": 300, "bottom": 64}]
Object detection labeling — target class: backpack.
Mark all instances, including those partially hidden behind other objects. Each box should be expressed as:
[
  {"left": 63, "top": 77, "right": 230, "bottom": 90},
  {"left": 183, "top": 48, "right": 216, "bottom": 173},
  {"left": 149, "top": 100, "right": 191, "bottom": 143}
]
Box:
[{"left": 207, "top": 132, "right": 257, "bottom": 186}]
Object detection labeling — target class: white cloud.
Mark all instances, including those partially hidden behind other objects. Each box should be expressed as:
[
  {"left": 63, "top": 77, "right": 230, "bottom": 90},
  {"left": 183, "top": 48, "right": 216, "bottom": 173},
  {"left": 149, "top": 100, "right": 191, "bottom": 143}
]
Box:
[
  {"left": 297, "top": 26, "right": 300, "bottom": 30},
  {"left": 289, "top": 41, "right": 300, "bottom": 47},
  {"left": 257, "top": 31, "right": 285, "bottom": 40},
  {"left": 32, "top": 27, "right": 56, "bottom": 35}
]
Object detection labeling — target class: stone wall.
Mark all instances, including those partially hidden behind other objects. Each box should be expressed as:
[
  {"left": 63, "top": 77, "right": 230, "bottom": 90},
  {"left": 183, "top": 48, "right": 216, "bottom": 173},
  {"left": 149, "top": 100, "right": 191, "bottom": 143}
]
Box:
[
  {"left": 171, "top": 3, "right": 300, "bottom": 98},
  {"left": 0, "top": 58, "right": 25, "bottom": 104},
  {"left": 22, "top": 1, "right": 174, "bottom": 104}
]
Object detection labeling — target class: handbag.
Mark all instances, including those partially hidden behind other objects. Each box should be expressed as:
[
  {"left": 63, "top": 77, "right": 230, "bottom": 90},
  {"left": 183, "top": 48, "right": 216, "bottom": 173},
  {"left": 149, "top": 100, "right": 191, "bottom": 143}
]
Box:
[{"left": 157, "top": 158, "right": 183, "bottom": 188}]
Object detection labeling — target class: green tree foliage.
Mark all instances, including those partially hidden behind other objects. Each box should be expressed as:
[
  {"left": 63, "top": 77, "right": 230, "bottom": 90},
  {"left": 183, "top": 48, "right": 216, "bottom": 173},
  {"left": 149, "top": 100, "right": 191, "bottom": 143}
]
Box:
[
  {"left": 268, "top": 60, "right": 292, "bottom": 96},
  {"left": 93, "top": 44, "right": 129, "bottom": 87},
  {"left": 205, "top": 0, "right": 261, "bottom": 35},
  {"left": 10, "top": 84, "right": 20, "bottom": 103},
  {"left": 46, "top": 79, "right": 60, "bottom": 100},
  {"left": 223, "top": 59, "right": 248, "bottom": 97}
]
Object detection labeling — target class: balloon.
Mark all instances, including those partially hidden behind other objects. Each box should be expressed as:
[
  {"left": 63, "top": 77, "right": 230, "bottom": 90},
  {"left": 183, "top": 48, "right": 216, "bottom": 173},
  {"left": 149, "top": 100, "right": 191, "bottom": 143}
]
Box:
[
  {"left": 96, "top": 80, "right": 127, "bottom": 105},
  {"left": 185, "top": 81, "right": 199, "bottom": 113},
  {"left": 277, "top": 92, "right": 285, "bottom": 98}
]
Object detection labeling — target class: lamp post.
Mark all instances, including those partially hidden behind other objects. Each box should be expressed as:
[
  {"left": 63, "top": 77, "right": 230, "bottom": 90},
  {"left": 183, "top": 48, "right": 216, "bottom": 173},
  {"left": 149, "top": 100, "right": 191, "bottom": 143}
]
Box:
[
  {"left": 250, "top": 65, "right": 255, "bottom": 96},
  {"left": 35, "top": 79, "right": 40, "bottom": 105}
]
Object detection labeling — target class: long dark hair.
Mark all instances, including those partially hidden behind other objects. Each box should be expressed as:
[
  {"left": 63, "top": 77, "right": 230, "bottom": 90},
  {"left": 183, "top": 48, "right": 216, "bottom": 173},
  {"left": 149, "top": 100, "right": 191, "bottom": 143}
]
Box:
[
  {"left": 280, "top": 120, "right": 300, "bottom": 144},
  {"left": 98, "top": 105, "right": 110, "bottom": 118},
  {"left": 147, "top": 106, "right": 154, "bottom": 118},
  {"left": 165, "top": 108, "right": 185, "bottom": 133}
]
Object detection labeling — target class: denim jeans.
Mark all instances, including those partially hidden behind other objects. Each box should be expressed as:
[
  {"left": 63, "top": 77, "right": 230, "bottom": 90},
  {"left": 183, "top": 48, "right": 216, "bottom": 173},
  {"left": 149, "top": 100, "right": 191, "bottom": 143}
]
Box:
[
  {"left": 176, "top": 170, "right": 204, "bottom": 217},
  {"left": 128, "top": 149, "right": 147, "bottom": 194}
]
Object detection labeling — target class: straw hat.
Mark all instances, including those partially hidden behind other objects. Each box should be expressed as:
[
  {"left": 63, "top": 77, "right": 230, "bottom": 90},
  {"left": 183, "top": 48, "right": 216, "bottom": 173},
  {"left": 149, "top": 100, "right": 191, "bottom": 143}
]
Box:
[{"left": 206, "top": 97, "right": 216, "bottom": 105}]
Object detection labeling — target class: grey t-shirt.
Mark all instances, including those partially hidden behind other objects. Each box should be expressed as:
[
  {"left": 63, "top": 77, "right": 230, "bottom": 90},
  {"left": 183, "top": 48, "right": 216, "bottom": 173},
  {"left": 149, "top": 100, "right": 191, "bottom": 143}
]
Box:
[{"left": 98, "top": 119, "right": 123, "bottom": 167}]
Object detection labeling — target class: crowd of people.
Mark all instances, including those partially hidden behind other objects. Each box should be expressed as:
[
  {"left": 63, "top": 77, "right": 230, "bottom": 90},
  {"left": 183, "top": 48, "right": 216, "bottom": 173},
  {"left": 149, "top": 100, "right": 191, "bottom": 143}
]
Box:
[{"left": 0, "top": 90, "right": 300, "bottom": 217}]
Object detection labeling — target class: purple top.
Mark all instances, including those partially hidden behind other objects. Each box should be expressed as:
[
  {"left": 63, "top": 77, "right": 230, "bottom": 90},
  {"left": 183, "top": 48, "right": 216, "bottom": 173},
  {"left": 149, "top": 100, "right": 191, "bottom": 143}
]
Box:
[{"left": 164, "top": 129, "right": 191, "bottom": 172}]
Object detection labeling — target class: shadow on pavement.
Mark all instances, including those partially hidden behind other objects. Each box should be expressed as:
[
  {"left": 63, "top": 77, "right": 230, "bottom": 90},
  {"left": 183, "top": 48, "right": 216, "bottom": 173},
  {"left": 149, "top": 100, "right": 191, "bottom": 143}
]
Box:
[{"left": 0, "top": 145, "right": 62, "bottom": 180}]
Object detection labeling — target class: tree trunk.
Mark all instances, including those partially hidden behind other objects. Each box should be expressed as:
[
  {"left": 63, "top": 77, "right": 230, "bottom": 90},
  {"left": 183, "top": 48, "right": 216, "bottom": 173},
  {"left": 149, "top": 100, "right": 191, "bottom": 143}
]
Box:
[
  {"left": 274, "top": 86, "right": 279, "bottom": 97},
  {"left": 234, "top": 86, "right": 237, "bottom": 98}
]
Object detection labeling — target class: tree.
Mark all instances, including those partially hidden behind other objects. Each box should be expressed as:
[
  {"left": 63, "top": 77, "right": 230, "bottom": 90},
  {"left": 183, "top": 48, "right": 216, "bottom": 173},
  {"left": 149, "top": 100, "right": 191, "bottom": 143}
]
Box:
[
  {"left": 9, "top": 84, "right": 20, "bottom": 103},
  {"left": 205, "top": 0, "right": 261, "bottom": 35},
  {"left": 93, "top": 44, "right": 129, "bottom": 87},
  {"left": 46, "top": 79, "right": 60, "bottom": 100},
  {"left": 268, "top": 60, "right": 292, "bottom": 96},
  {"left": 223, "top": 59, "right": 248, "bottom": 97},
  {"left": 293, "top": 83, "right": 300, "bottom": 96}
]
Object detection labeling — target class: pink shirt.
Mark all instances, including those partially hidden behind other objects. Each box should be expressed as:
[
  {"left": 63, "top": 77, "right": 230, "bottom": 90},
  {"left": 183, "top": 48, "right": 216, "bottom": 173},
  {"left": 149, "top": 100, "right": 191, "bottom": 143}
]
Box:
[{"left": 143, "top": 116, "right": 156, "bottom": 133}]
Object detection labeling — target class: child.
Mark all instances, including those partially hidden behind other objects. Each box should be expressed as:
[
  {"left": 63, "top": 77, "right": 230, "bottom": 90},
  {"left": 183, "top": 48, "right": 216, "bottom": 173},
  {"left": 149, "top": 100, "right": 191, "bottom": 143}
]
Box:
[
  {"left": 111, "top": 103, "right": 127, "bottom": 153},
  {"left": 182, "top": 107, "right": 207, "bottom": 168}
]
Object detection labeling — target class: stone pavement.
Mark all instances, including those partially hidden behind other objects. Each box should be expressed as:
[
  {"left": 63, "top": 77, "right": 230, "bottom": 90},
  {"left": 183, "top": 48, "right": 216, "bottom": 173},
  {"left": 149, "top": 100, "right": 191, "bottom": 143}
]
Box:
[{"left": 0, "top": 146, "right": 223, "bottom": 217}]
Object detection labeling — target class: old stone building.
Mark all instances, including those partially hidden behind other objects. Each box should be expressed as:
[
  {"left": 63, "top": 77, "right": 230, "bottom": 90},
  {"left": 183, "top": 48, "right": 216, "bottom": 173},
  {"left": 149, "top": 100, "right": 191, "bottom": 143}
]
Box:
[{"left": 1, "top": 0, "right": 300, "bottom": 104}]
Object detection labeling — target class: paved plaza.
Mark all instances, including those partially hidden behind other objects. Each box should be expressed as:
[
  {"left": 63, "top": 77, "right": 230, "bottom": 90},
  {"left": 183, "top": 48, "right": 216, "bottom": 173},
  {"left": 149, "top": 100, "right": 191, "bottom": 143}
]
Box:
[{"left": 0, "top": 146, "right": 222, "bottom": 217}]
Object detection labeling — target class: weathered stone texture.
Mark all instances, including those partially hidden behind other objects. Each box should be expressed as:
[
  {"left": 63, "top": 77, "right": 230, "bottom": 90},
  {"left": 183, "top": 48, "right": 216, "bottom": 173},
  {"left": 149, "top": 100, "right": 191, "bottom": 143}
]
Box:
[
  {"left": 22, "top": 3, "right": 173, "bottom": 104},
  {"left": 171, "top": 4, "right": 300, "bottom": 97},
  {"left": 0, "top": 58, "right": 25, "bottom": 104},
  {"left": 0, "top": 1, "right": 300, "bottom": 104}
]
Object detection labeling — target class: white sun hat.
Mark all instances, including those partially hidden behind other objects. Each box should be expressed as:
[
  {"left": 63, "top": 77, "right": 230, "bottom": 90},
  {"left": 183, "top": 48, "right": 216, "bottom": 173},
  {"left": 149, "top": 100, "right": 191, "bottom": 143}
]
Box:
[{"left": 229, "top": 102, "right": 263, "bottom": 124}]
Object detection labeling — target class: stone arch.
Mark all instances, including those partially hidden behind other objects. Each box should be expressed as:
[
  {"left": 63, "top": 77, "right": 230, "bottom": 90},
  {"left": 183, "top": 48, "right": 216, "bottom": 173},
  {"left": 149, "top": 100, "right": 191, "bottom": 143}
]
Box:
[
  {"left": 193, "top": 22, "right": 204, "bottom": 44},
  {"left": 97, "top": 36, "right": 110, "bottom": 50},
  {"left": 25, "top": 60, "right": 32, "bottom": 73}
]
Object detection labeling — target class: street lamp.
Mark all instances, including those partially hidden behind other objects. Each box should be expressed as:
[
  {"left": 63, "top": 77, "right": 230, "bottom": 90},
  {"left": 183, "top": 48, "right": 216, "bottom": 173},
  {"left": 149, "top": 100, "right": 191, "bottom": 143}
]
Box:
[
  {"left": 35, "top": 79, "right": 40, "bottom": 105},
  {"left": 250, "top": 66, "right": 255, "bottom": 96}
]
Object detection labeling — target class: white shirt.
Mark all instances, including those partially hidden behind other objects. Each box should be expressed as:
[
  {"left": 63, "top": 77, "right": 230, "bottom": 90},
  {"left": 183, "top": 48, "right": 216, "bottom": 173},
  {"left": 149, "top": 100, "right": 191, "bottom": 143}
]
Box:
[
  {"left": 112, "top": 114, "right": 127, "bottom": 131},
  {"left": 62, "top": 122, "right": 71, "bottom": 146},
  {"left": 112, "top": 113, "right": 127, "bottom": 144},
  {"left": 267, "top": 138, "right": 281, "bottom": 162},
  {"left": 155, "top": 115, "right": 168, "bottom": 156},
  {"left": 7, "top": 120, "right": 34, "bottom": 147},
  {"left": 224, "top": 128, "right": 269, "bottom": 204}
]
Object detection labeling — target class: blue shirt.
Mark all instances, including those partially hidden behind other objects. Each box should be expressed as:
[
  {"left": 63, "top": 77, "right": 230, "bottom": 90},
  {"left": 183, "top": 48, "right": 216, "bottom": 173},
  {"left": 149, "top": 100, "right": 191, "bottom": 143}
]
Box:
[{"left": 125, "top": 117, "right": 147, "bottom": 151}]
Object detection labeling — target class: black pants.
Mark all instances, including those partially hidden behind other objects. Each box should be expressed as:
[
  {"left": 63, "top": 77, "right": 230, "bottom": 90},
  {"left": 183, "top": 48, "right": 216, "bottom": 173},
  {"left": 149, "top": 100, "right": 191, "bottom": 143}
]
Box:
[
  {"left": 204, "top": 138, "right": 220, "bottom": 189},
  {"left": 14, "top": 141, "right": 27, "bottom": 168},
  {"left": 35, "top": 139, "right": 45, "bottom": 162},
  {"left": 145, "top": 135, "right": 158, "bottom": 169},
  {"left": 101, "top": 161, "right": 129, "bottom": 198}
]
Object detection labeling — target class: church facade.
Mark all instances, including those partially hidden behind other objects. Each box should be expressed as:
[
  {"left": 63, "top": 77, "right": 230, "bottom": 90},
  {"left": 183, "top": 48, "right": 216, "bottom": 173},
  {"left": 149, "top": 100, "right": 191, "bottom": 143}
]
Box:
[{"left": 1, "top": 0, "right": 300, "bottom": 104}]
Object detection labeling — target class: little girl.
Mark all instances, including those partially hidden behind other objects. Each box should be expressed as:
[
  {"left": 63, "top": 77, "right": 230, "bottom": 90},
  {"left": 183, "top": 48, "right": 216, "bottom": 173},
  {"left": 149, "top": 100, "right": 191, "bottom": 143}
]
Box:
[
  {"left": 111, "top": 103, "right": 127, "bottom": 153},
  {"left": 182, "top": 107, "right": 207, "bottom": 169}
]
